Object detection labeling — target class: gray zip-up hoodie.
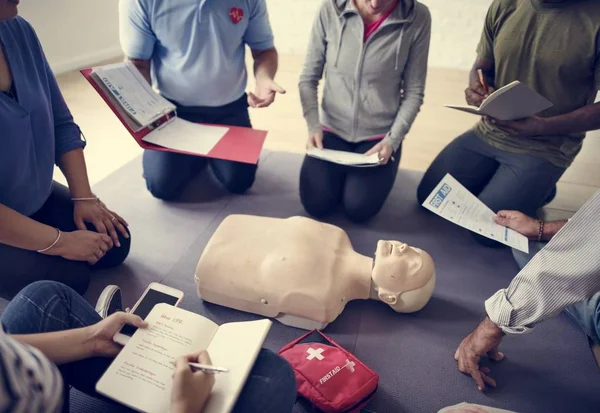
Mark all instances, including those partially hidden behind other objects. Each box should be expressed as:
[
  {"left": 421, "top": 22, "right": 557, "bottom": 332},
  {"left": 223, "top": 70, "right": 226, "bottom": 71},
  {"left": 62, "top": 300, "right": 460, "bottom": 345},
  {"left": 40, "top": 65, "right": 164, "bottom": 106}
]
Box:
[{"left": 299, "top": 0, "right": 431, "bottom": 151}]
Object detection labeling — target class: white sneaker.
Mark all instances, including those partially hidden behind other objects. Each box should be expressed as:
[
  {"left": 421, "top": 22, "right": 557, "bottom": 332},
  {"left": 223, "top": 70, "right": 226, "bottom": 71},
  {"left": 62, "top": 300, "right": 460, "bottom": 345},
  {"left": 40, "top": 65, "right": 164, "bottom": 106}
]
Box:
[{"left": 95, "top": 285, "right": 123, "bottom": 319}]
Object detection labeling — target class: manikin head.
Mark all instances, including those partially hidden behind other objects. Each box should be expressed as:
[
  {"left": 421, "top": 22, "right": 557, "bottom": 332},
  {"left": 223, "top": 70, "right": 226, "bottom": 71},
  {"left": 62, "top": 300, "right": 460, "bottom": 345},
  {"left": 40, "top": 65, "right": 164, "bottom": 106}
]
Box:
[
  {"left": 0, "top": 0, "right": 19, "bottom": 22},
  {"left": 370, "top": 240, "right": 436, "bottom": 313}
]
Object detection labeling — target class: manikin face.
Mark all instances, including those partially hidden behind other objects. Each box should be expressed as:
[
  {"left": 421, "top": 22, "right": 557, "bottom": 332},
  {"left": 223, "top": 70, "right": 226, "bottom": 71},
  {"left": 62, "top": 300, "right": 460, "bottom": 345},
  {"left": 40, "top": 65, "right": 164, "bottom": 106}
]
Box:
[
  {"left": 372, "top": 240, "right": 435, "bottom": 312},
  {"left": 0, "top": 0, "right": 19, "bottom": 22},
  {"left": 357, "top": 0, "right": 397, "bottom": 16}
]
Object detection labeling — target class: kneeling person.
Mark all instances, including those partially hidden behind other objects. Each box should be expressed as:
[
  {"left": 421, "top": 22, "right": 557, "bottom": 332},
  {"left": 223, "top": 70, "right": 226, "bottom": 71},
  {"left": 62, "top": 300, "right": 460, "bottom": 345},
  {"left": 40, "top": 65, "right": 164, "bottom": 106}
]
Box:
[{"left": 298, "top": 0, "right": 431, "bottom": 223}]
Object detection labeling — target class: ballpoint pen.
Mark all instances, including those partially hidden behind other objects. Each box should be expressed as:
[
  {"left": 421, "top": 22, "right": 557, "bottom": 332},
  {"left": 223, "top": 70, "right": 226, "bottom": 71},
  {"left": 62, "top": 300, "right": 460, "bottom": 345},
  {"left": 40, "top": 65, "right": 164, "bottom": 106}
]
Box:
[{"left": 188, "top": 362, "right": 229, "bottom": 374}]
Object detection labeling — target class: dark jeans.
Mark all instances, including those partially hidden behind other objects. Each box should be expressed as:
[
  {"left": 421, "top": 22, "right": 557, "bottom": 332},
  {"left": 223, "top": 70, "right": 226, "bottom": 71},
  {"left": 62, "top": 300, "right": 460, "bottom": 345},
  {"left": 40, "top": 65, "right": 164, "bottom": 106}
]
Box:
[
  {"left": 1, "top": 281, "right": 297, "bottom": 413},
  {"left": 417, "top": 130, "right": 565, "bottom": 244},
  {"left": 0, "top": 183, "right": 131, "bottom": 299},
  {"left": 143, "top": 95, "right": 258, "bottom": 200},
  {"left": 299, "top": 131, "right": 402, "bottom": 223}
]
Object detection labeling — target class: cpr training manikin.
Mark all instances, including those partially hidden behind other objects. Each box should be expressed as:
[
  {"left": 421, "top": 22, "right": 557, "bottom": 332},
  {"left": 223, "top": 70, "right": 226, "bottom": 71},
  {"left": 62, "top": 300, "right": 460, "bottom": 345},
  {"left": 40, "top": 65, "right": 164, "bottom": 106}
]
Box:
[{"left": 194, "top": 215, "right": 436, "bottom": 330}]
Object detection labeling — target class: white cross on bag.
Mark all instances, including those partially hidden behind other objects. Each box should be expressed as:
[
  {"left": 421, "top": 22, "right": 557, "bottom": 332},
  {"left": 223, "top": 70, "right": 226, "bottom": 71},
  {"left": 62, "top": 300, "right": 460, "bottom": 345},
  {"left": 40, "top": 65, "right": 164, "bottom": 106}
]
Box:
[
  {"left": 306, "top": 347, "right": 325, "bottom": 361},
  {"left": 343, "top": 359, "right": 356, "bottom": 373}
]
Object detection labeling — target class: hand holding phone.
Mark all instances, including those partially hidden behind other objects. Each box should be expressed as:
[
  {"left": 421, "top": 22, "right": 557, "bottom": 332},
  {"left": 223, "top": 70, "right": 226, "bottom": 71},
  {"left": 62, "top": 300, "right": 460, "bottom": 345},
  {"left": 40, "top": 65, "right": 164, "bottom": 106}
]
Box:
[{"left": 113, "top": 282, "right": 184, "bottom": 345}]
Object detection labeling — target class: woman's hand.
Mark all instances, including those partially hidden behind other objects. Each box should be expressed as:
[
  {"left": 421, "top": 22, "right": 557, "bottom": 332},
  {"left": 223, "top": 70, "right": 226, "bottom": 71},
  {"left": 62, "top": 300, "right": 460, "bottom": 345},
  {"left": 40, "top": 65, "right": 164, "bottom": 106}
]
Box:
[
  {"left": 73, "top": 199, "right": 129, "bottom": 247},
  {"left": 171, "top": 351, "right": 215, "bottom": 413},
  {"left": 85, "top": 312, "right": 148, "bottom": 357},
  {"left": 45, "top": 230, "right": 112, "bottom": 265},
  {"left": 306, "top": 130, "right": 324, "bottom": 149},
  {"left": 365, "top": 141, "right": 393, "bottom": 165}
]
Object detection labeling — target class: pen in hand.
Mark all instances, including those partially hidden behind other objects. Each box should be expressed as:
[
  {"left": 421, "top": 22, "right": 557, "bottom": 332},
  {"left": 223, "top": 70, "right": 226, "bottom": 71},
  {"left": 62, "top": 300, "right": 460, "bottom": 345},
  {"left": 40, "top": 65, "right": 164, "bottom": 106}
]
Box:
[
  {"left": 477, "top": 69, "right": 489, "bottom": 97},
  {"left": 171, "top": 360, "right": 229, "bottom": 374}
]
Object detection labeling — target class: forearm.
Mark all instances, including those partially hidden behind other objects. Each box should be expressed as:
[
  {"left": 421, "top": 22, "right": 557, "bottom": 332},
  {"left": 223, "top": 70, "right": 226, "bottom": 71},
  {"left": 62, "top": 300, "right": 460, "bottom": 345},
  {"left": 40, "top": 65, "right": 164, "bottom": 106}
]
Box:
[
  {"left": 486, "top": 192, "right": 600, "bottom": 333},
  {"left": 252, "top": 48, "right": 278, "bottom": 82},
  {"left": 386, "top": 88, "right": 424, "bottom": 151},
  {"left": 57, "top": 148, "right": 94, "bottom": 199},
  {"left": 127, "top": 57, "right": 152, "bottom": 84},
  {"left": 299, "top": 80, "right": 321, "bottom": 133},
  {"left": 543, "top": 102, "right": 600, "bottom": 135},
  {"left": 13, "top": 327, "right": 95, "bottom": 365},
  {"left": 0, "top": 203, "right": 58, "bottom": 251}
]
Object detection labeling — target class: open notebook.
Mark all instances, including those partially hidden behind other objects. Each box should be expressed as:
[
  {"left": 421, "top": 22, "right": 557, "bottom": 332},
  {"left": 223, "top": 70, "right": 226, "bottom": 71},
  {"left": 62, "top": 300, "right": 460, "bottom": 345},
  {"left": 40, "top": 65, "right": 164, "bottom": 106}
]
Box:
[
  {"left": 445, "top": 80, "right": 552, "bottom": 121},
  {"left": 82, "top": 62, "right": 267, "bottom": 164},
  {"left": 307, "top": 148, "right": 381, "bottom": 167},
  {"left": 96, "top": 304, "right": 272, "bottom": 413}
]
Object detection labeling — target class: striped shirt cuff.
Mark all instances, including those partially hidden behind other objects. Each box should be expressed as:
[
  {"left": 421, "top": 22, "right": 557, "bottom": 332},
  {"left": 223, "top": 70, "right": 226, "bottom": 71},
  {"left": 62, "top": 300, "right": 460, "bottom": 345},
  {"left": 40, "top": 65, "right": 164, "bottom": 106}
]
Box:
[{"left": 485, "top": 289, "right": 531, "bottom": 335}]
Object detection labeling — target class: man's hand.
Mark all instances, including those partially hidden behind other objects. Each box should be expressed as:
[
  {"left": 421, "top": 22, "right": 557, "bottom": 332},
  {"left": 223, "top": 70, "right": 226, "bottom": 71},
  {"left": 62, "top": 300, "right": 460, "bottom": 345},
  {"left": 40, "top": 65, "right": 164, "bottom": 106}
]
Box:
[
  {"left": 171, "top": 351, "right": 215, "bottom": 413},
  {"left": 86, "top": 312, "right": 148, "bottom": 357},
  {"left": 465, "top": 76, "right": 495, "bottom": 107},
  {"left": 454, "top": 317, "right": 505, "bottom": 391},
  {"left": 365, "top": 141, "right": 394, "bottom": 165},
  {"left": 489, "top": 116, "right": 548, "bottom": 137},
  {"left": 494, "top": 210, "right": 539, "bottom": 239},
  {"left": 248, "top": 77, "right": 285, "bottom": 108},
  {"left": 306, "top": 130, "right": 324, "bottom": 149}
]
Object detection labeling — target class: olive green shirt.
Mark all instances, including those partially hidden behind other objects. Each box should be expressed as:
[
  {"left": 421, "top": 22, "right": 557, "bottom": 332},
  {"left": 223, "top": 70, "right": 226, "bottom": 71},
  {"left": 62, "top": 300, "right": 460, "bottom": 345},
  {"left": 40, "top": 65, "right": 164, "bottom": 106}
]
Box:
[{"left": 474, "top": 0, "right": 600, "bottom": 168}]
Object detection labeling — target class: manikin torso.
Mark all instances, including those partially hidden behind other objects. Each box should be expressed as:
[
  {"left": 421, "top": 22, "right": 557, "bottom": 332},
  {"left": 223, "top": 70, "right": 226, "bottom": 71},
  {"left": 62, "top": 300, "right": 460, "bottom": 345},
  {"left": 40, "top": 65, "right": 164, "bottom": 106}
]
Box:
[{"left": 195, "top": 215, "right": 436, "bottom": 330}]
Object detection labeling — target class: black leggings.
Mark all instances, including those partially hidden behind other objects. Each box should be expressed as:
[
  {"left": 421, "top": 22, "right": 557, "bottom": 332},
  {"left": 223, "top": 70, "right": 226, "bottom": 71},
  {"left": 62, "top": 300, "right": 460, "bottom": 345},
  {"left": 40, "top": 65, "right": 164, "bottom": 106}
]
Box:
[
  {"left": 0, "top": 182, "right": 131, "bottom": 299},
  {"left": 299, "top": 131, "right": 402, "bottom": 223}
]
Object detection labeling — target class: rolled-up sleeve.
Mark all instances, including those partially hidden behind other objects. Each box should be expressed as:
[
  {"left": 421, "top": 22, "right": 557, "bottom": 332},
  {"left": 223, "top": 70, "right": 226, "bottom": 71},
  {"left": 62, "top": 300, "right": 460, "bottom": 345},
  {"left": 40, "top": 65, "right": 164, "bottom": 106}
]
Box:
[
  {"left": 119, "top": 0, "right": 156, "bottom": 60},
  {"left": 243, "top": 0, "right": 275, "bottom": 51},
  {"left": 485, "top": 190, "right": 600, "bottom": 334},
  {"left": 44, "top": 61, "right": 85, "bottom": 163}
]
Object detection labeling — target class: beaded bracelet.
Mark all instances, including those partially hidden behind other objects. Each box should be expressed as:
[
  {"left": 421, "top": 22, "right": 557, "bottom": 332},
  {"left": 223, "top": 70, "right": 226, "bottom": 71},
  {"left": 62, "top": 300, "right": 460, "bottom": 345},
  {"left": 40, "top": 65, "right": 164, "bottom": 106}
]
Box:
[
  {"left": 537, "top": 220, "right": 545, "bottom": 242},
  {"left": 37, "top": 229, "right": 61, "bottom": 253}
]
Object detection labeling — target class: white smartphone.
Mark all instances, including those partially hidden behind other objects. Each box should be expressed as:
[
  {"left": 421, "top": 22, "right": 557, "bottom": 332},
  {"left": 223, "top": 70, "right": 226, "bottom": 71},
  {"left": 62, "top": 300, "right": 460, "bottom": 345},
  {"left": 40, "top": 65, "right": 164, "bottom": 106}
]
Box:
[{"left": 113, "top": 282, "right": 184, "bottom": 346}]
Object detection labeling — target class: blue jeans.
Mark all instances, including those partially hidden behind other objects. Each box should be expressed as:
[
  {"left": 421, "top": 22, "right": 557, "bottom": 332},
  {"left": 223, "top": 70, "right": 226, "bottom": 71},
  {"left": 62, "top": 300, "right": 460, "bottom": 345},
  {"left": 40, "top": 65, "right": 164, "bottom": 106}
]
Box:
[
  {"left": 1, "top": 281, "right": 297, "bottom": 413},
  {"left": 417, "top": 130, "right": 565, "bottom": 246},
  {"left": 143, "top": 95, "right": 258, "bottom": 200},
  {"left": 513, "top": 243, "right": 600, "bottom": 345}
]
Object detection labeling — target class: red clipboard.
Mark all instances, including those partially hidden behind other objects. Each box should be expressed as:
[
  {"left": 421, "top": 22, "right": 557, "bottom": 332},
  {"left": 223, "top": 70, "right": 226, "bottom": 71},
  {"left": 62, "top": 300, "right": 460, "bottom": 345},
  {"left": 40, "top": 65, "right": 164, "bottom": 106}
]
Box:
[{"left": 81, "top": 68, "right": 267, "bottom": 165}]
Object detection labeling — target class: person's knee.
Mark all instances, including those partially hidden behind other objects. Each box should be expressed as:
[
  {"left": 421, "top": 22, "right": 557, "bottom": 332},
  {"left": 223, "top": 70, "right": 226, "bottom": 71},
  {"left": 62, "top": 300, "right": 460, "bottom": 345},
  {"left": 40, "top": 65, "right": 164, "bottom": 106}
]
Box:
[
  {"left": 212, "top": 162, "right": 257, "bottom": 194},
  {"left": 257, "top": 349, "right": 297, "bottom": 405},
  {"left": 300, "top": 191, "right": 338, "bottom": 219},
  {"left": 220, "top": 174, "right": 255, "bottom": 194},
  {"left": 344, "top": 200, "right": 380, "bottom": 223},
  {"left": 144, "top": 175, "right": 181, "bottom": 201},
  {"left": 97, "top": 228, "right": 131, "bottom": 268}
]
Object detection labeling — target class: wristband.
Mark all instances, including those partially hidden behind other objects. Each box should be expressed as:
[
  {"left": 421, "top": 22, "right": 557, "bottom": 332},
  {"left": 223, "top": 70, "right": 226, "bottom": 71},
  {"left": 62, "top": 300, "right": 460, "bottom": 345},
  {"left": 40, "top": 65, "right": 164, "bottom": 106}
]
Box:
[{"left": 37, "top": 229, "right": 61, "bottom": 253}]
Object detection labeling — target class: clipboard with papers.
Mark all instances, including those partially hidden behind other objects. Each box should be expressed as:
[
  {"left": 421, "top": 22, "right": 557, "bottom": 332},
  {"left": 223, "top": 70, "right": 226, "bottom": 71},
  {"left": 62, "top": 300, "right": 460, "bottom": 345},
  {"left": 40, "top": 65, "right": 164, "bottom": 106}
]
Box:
[{"left": 81, "top": 62, "right": 267, "bottom": 165}]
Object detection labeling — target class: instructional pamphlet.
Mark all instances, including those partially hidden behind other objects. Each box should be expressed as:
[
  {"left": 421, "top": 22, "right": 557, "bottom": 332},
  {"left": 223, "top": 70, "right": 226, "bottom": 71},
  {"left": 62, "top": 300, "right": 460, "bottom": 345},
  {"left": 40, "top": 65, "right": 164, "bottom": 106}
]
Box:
[{"left": 422, "top": 174, "right": 529, "bottom": 253}]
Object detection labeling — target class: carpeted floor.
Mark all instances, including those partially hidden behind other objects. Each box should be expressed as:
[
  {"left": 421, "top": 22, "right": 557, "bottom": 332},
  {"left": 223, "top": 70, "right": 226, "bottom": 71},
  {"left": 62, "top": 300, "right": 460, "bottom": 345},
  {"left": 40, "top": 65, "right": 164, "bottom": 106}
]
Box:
[{"left": 12, "top": 151, "right": 600, "bottom": 412}]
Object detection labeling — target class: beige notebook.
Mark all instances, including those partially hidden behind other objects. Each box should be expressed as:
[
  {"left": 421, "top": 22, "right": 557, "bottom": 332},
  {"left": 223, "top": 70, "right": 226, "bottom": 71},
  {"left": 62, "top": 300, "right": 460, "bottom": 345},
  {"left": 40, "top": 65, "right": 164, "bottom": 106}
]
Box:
[
  {"left": 444, "top": 80, "right": 552, "bottom": 121},
  {"left": 96, "top": 304, "right": 272, "bottom": 413},
  {"left": 307, "top": 147, "right": 381, "bottom": 167}
]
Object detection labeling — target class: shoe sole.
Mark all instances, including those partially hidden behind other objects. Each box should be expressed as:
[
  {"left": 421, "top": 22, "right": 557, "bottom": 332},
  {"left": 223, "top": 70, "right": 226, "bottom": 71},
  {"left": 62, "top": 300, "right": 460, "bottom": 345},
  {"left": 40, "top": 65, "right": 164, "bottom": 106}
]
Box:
[{"left": 95, "top": 285, "right": 120, "bottom": 318}]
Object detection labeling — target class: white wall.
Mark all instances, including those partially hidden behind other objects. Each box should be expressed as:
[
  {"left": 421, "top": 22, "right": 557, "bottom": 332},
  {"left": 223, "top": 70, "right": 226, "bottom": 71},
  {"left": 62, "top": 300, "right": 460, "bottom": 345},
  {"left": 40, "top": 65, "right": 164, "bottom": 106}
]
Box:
[
  {"left": 267, "top": 0, "right": 492, "bottom": 70},
  {"left": 19, "top": 0, "right": 491, "bottom": 74},
  {"left": 18, "top": 0, "right": 121, "bottom": 74}
]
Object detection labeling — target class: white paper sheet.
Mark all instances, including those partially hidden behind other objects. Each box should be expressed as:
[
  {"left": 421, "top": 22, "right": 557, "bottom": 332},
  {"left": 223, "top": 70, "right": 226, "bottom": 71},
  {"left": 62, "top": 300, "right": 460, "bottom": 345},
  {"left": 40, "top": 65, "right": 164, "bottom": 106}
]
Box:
[
  {"left": 142, "top": 117, "right": 229, "bottom": 155},
  {"left": 306, "top": 148, "right": 381, "bottom": 167},
  {"left": 422, "top": 174, "right": 529, "bottom": 253},
  {"left": 93, "top": 62, "right": 176, "bottom": 127}
]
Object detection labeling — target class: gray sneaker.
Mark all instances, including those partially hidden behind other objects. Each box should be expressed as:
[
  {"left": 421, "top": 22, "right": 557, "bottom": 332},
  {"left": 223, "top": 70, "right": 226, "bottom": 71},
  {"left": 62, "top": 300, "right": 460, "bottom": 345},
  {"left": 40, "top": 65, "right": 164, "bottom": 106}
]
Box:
[{"left": 95, "top": 285, "right": 123, "bottom": 318}]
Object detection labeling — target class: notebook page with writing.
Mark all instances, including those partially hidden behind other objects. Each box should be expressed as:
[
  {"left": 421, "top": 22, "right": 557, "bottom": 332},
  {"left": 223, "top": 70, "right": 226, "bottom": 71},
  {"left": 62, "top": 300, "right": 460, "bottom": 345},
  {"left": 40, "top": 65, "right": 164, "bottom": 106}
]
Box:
[
  {"left": 142, "top": 117, "right": 229, "bottom": 155},
  {"left": 203, "top": 319, "right": 272, "bottom": 413},
  {"left": 93, "top": 62, "right": 176, "bottom": 128},
  {"left": 96, "top": 304, "right": 218, "bottom": 413}
]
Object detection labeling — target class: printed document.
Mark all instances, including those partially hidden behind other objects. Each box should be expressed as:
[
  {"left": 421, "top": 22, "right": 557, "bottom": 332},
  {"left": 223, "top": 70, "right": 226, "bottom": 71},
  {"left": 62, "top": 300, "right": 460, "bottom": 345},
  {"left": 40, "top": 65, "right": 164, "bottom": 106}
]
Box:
[
  {"left": 307, "top": 148, "right": 381, "bottom": 167},
  {"left": 142, "top": 118, "right": 229, "bottom": 155},
  {"left": 93, "top": 62, "right": 176, "bottom": 128},
  {"left": 422, "top": 174, "right": 529, "bottom": 253}
]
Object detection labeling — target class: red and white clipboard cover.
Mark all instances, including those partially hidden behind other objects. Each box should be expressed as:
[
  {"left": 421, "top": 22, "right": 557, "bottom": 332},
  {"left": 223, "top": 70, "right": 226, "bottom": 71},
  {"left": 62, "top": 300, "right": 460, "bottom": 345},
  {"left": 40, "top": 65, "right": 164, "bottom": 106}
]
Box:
[{"left": 80, "top": 65, "right": 267, "bottom": 165}]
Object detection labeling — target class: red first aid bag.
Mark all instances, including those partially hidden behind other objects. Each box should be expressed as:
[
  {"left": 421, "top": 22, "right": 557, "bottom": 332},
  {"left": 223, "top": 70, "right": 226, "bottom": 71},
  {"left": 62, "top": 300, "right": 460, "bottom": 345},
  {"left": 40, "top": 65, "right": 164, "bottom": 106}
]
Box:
[{"left": 279, "top": 330, "right": 379, "bottom": 413}]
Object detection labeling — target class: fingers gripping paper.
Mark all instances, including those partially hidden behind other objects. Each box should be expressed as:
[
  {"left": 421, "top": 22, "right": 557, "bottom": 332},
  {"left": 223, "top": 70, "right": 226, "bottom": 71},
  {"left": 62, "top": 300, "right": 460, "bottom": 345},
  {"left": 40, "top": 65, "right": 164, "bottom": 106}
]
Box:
[{"left": 422, "top": 174, "right": 529, "bottom": 253}]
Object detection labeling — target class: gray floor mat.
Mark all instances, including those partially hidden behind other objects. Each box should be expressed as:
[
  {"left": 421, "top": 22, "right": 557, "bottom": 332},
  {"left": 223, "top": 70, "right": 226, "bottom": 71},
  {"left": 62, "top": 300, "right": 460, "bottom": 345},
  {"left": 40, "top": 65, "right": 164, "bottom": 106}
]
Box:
[{"left": 65, "top": 151, "right": 600, "bottom": 412}]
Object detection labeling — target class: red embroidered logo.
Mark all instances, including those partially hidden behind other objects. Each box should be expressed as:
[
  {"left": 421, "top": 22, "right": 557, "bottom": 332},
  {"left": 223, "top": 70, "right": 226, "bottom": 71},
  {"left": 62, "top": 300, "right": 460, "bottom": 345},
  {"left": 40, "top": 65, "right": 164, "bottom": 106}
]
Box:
[{"left": 229, "top": 7, "right": 244, "bottom": 24}]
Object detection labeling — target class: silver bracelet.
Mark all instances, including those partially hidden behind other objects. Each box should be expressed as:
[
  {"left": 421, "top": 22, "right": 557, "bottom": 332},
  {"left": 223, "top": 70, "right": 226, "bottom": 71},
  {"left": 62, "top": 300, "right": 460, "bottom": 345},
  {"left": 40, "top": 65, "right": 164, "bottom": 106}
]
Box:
[
  {"left": 37, "top": 229, "right": 61, "bottom": 253},
  {"left": 71, "top": 196, "right": 98, "bottom": 202}
]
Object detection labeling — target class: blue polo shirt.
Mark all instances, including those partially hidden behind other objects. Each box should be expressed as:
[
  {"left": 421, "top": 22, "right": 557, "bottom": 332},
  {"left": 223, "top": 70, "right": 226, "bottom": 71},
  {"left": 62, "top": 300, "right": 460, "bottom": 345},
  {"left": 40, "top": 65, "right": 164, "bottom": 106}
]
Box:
[{"left": 119, "top": 0, "right": 275, "bottom": 107}]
